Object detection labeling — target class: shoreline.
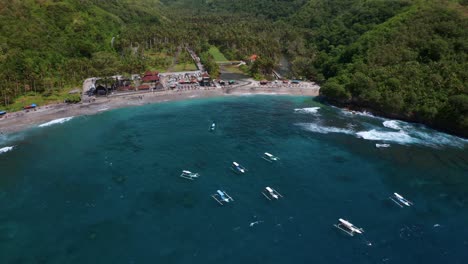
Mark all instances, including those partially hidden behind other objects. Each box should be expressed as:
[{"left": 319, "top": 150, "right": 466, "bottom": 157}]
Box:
[{"left": 0, "top": 85, "right": 319, "bottom": 135}]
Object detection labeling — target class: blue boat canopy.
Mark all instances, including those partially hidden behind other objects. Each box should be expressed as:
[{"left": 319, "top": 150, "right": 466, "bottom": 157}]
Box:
[
  {"left": 0, "top": 111, "right": 6, "bottom": 115},
  {"left": 31, "top": 104, "right": 37, "bottom": 107}
]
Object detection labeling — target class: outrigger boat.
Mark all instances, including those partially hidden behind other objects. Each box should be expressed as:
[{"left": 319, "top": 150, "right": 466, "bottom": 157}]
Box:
[
  {"left": 179, "top": 170, "right": 200, "bottom": 180},
  {"left": 209, "top": 122, "right": 216, "bottom": 132},
  {"left": 261, "top": 187, "right": 283, "bottom": 200},
  {"left": 231, "top": 162, "right": 246, "bottom": 174},
  {"left": 390, "top": 192, "right": 413, "bottom": 207},
  {"left": 262, "top": 152, "right": 279, "bottom": 162},
  {"left": 334, "top": 218, "right": 364, "bottom": 236},
  {"left": 211, "top": 190, "right": 234, "bottom": 205}
]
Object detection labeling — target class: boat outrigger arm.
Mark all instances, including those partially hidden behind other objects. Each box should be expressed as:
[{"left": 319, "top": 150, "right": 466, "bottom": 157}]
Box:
[
  {"left": 262, "top": 187, "right": 283, "bottom": 201},
  {"left": 334, "top": 218, "right": 364, "bottom": 236},
  {"left": 180, "top": 170, "right": 200, "bottom": 180},
  {"left": 389, "top": 192, "right": 413, "bottom": 207},
  {"left": 211, "top": 190, "right": 234, "bottom": 205},
  {"left": 262, "top": 152, "right": 279, "bottom": 162}
]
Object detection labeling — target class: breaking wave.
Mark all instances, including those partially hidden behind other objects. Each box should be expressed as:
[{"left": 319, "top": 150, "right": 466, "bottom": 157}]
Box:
[
  {"left": 379, "top": 119, "right": 467, "bottom": 148},
  {"left": 38, "top": 117, "right": 74, "bottom": 127},
  {"left": 297, "top": 123, "right": 354, "bottom": 135},
  {"left": 0, "top": 146, "right": 14, "bottom": 154},
  {"left": 299, "top": 119, "right": 467, "bottom": 149},
  {"left": 294, "top": 107, "right": 320, "bottom": 114},
  {"left": 340, "top": 109, "right": 384, "bottom": 119},
  {"left": 411, "top": 129, "right": 468, "bottom": 149},
  {"left": 356, "top": 130, "right": 418, "bottom": 145},
  {"left": 383, "top": 120, "right": 403, "bottom": 130}
]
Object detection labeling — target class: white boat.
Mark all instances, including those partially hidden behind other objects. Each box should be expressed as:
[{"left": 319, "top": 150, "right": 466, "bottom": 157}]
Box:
[
  {"left": 231, "top": 162, "right": 246, "bottom": 174},
  {"left": 390, "top": 192, "right": 413, "bottom": 207},
  {"left": 334, "top": 218, "right": 364, "bottom": 236},
  {"left": 376, "top": 143, "right": 390, "bottom": 148},
  {"left": 262, "top": 152, "right": 279, "bottom": 162},
  {"left": 211, "top": 190, "right": 234, "bottom": 205},
  {"left": 261, "top": 186, "right": 283, "bottom": 200},
  {"left": 180, "top": 170, "right": 200, "bottom": 180},
  {"left": 209, "top": 122, "right": 216, "bottom": 131}
]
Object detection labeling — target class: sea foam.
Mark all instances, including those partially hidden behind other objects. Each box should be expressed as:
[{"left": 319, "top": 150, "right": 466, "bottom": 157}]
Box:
[
  {"left": 297, "top": 123, "right": 354, "bottom": 135},
  {"left": 340, "top": 109, "right": 383, "bottom": 119},
  {"left": 38, "top": 117, "right": 74, "bottom": 127},
  {"left": 356, "top": 129, "right": 418, "bottom": 144},
  {"left": 381, "top": 119, "right": 467, "bottom": 148},
  {"left": 383, "top": 120, "right": 403, "bottom": 130},
  {"left": 294, "top": 107, "right": 320, "bottom": 114},
  {"left": 0, "top": 146, "right": 14, "bottom": 154}
]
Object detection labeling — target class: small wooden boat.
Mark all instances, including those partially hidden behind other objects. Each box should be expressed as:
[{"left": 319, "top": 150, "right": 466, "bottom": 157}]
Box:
[
  {"left": 390, "top": 192, "right": 413, "bottom": 207},
  {"left": 261, "top": 187, "right": 283, "bottom": 201},
  {"left": 262, "top": 152, "right": 279, "bottom": 162},
  {"left": 231, "top": 162, "right": 246, "bottom": 174},
  {"left": 180, "top": 170, "right": 200, "bottom": 180},
  {"left": 334, "top": 218, "right": 364, "bottom": 236},
  {"left": 211, "top": 190, "right": 234, "bottom": 205}
]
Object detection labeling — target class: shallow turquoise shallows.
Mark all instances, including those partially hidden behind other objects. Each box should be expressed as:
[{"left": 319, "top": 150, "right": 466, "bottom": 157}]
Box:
[{"left": 0, "top": 96, "right": 467, "bottom": 263}]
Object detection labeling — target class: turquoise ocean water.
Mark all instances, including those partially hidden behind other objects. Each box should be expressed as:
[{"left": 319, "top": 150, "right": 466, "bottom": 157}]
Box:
[{"left": 0, "top": 96, "right": 467, "bottom": 263}]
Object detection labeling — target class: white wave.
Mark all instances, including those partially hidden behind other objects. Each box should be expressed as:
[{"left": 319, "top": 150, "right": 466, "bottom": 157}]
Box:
[
  {"left": 380, "top": 119, "right": 466, "bottom": 148},
  {"left": 341, "top": 109, "right": 378, "bottom": 118},
  {"left": 38, "top": 117, "right": 74, "bottom": 127},
  {"left": 294, "top": 107, "right": 320, "bottom": 114},
  {"left": 98, "top": 108, "right": 109, "bottom": 112},
  {"left": 297, "top": 123, "right": 355, "bottom": 135},
  {"left": 383, "top": 120, "right": 403, "bottom": 130},
  {"left": 356, "top": 129, "right": 418, "bottom": 144},
  {"left": 0, "top": 146, "right": 14, "bottom": 154},
  {"left": 411, "top": 130, "right": 468, "bottom": 148}
]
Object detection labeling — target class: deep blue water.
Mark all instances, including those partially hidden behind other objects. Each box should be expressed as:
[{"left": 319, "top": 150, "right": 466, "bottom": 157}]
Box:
[{"left": 0, "top": 96, "right": 467, "bottom": 264}]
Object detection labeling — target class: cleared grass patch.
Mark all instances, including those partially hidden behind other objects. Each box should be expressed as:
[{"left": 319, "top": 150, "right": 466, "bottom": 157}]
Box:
[
  {"left": 222, "top": 64, "right": 248, "bottom": 74},
  {"left": 4, "top": 88, "right": 81, "bottom": 112},
  {"left": 173, "top": 63, "right": 198, "bottom": 71},
  {"left": 208, "top": 46, "right": 229, "bottom": 63}
]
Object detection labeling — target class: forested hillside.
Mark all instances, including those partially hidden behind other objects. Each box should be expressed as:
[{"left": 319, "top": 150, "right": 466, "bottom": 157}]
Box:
[
  {"left": 0, "top": 0, "right": 467, "bottom": 136},
  {"left": 179, "top": 0, "right": 468, "bottom": 136},
  {"left": 0, "top": 0, "right": 164, "bottom": 105},
  {"left": 320, "top": 2, "right": 468, "bottom": 136}
]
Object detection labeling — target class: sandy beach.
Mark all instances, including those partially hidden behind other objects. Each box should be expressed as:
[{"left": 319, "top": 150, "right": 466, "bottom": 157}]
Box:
[{"left": 0, "top": 84, "right": 319, "bottom": 135}]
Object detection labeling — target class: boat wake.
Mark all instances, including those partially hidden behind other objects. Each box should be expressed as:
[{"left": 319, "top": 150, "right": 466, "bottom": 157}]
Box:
[
  {"left": 294, "top": 107, "right": 320, "bottom": 115},
  {"left": 0, "top": 146, "right": 14, "bottom": 154},
  {"left": 38, "top": 117, "right": 74, "bottom": 127}
]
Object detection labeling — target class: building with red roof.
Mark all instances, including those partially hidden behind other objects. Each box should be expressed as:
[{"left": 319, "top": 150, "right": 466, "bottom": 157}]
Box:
[
  {"left": 249, "top": 54, "right": 259, "bottom": 62},
  {"left": 141, "top": 71, "right": 160, "bottom": 83}
]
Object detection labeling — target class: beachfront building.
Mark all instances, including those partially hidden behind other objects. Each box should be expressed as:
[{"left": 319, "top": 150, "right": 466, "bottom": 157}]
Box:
[
  {"left": 137, "top": 84, "right": 150, "bottom": 91},
  {"left": 200, "top": 72, "right": 211, "bottom": 86},
  {"left": 141, "top": 71, "right": 160, "bottom": 84},
  {"left": 140, "top": 71, "right": 161, "bottom": 90}
]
